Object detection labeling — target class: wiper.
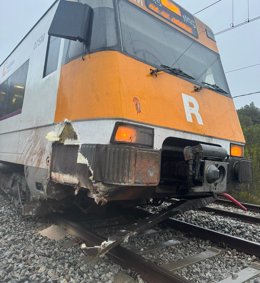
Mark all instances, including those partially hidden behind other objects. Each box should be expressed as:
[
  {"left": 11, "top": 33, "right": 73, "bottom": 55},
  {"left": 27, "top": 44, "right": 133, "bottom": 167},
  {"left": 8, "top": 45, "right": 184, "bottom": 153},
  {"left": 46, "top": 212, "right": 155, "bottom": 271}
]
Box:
[
  {"left": 201, "top": 82, "right": 228, "bottom": 95},
  {"left": 150, "top": 64, "right": 195, "bottom": 81}
]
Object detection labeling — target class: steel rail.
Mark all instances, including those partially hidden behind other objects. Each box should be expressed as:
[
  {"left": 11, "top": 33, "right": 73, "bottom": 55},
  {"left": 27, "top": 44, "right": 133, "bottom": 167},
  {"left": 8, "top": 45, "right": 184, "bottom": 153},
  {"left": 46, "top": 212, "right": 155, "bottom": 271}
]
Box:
[
  {"left": 215, "top": 199, "right": 260, "bottom": 213},
  {"left": 57, "top": 217, "right": 191, "bottom": 283},
  {"left": 132, "top": 208, "right": 260, "bottom": 257},
  {"left": 200, "top": 207, "right": 260, "bottom": 224},
  {"left": 167, "top": 218, "right": 260, "bottom": 258}
]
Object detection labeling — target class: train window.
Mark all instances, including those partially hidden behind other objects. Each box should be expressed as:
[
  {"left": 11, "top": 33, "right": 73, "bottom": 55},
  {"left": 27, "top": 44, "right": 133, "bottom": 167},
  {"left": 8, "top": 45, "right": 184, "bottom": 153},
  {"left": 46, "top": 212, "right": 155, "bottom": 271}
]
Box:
[
  {"left": 63, "top": 0, "right": 118, "bottom": 64},
  {"left": 43, "top": 36, "right": 61, "bottom": 77},
  {"left": 0, "top": 81, "right": 9, "bottom": 118},
  {"left": 0, "top": 60, "right": 29, "bottom": 121}
]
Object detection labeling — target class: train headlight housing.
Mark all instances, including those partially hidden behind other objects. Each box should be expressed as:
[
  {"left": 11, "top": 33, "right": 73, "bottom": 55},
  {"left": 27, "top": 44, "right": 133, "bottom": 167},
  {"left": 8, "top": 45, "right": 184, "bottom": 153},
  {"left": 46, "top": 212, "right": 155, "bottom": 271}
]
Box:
[
  {"left": 112, "top": 123, "right": 154, "bottom": 147},
  {"left": 230, "top": 144, "right": 244, "bottom": 158}
]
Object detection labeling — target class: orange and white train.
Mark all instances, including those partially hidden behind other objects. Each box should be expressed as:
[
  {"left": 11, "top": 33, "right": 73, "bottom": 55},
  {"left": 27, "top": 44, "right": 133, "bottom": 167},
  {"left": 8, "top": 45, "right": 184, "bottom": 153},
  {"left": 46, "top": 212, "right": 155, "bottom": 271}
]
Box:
[{"left": 0, "top": 0, "right": 252, "bottom": 214}]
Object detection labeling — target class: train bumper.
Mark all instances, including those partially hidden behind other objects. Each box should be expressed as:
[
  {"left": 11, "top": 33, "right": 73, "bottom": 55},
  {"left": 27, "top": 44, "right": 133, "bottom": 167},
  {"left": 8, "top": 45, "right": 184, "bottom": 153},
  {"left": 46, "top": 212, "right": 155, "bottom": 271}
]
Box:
[
  {"left": 228, "top": 158, "right": 253, "bottom": 184},
  {"left": 50, "top": 143, "right": 252, "bottom": 202},
  {"left": 79, "top": 144, "right": 161, "bottom": 186},
  {"left": 184, "top": 144, "right": 252, "bottom": 194}
]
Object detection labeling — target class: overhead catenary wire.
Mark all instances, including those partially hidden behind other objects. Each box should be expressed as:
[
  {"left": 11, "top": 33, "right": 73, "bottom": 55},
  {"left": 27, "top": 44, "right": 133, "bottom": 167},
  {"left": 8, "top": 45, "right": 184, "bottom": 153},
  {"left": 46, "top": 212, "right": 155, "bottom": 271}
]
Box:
[
  {"left": 193, "top": 0, "right": 222, "bottom": 15},
  {"left": 226, "top": 63, "right": 260, "bottom": 74},
  {"left": 247, "top": 0, "right": 250, "bottom": 21},
  {"left": 191, "top": 0, "right": 259, "bottom": 101},
  {"left": 233, "top": 91, "right": 260, "bottom": 99},
  {"left": 215, "top": 15, "right": 260, "bottom": 35},
  {"left": 232, "top": 0, "right": 235, "bottom": 27}
]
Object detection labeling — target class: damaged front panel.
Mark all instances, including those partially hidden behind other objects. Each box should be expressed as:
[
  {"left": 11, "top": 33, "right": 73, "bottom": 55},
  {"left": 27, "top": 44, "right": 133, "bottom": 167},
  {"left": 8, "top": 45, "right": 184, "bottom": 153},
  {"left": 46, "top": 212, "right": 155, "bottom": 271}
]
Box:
[
  {"left": 51, "top": 143, "right": 161, "bottom": 202},
  {"left": 48, "top": 121, "right": 161, "bottom": 203}
]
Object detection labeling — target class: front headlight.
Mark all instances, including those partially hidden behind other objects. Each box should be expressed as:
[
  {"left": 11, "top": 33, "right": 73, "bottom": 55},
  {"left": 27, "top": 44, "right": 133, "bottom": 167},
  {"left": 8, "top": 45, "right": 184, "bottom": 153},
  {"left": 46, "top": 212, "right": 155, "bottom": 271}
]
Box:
[
  {"left": 230, "top": 144, "right": 244, "bottom": 158},
  {"left": 111, "top": 122, "right": 154, "bottom": 147}
]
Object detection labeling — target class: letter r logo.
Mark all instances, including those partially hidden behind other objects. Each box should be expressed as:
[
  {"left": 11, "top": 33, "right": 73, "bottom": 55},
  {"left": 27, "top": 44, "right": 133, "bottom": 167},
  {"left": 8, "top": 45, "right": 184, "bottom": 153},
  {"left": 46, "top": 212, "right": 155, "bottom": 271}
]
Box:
[{"left": 182, "top": 93, "right": 204, "bottom": 125}]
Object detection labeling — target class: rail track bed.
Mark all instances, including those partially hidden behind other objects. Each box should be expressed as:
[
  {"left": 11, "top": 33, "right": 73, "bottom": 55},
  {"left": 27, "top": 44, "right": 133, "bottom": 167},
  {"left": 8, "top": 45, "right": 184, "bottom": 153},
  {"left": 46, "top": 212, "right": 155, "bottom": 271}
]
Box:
[
  {"left": 201, "top": 206, "right": 260, "bottom": 224},
  {"left": 1, "top": 191, "right": 260, "bottom": 283},
  {"left": 215, "top": 199, "right": 260, "bottom": 214},
  {"left": 57, "top": 202, "right": 260, "bottom": 283}
]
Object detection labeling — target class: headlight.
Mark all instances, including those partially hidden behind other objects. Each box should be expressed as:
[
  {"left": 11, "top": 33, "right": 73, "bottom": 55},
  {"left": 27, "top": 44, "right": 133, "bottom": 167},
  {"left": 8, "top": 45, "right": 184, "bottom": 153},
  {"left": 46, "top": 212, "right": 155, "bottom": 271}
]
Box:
[
  {"left": 111, "top": 122, "right": 154, "bottom": 147},
  {"left": 230, "top": 144, "right": 244, "bottom": 157}
]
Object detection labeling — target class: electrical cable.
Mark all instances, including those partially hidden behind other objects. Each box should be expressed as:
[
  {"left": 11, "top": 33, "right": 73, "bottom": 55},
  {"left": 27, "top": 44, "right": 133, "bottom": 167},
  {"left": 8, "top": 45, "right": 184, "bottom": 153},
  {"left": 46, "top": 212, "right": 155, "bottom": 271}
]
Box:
[
  {"left": 226, "top": 63, "right": 260, "bottom": 74},
  {"left": 215, "top": 15, "right": 260, "bottom": 35},
  {"left": 232, "top": 0, "right": 234, "bottom": 27},
  {"left": 233, "top": 91, "right": 260, "bottom": 99},
  {"left": 247, "top": 0, "right": 250, "bottom": 21},
  {"left": 189, "top": 1, "right": 259, "bottom": 101},
  {"left": 193, "top": 0, "right": 222, "bottom": 15}
]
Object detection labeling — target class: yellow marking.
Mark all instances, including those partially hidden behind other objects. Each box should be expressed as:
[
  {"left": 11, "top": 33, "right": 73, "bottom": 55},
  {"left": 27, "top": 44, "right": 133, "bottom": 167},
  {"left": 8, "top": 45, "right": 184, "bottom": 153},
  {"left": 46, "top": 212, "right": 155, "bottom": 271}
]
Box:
[{"left": 161, "top": 0, "right": 181, "bottom": 16}]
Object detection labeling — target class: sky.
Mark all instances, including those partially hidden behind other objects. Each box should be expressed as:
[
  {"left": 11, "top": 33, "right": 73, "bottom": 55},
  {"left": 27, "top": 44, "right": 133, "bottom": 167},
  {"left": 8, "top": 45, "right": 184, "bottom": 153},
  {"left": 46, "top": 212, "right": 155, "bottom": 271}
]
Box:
[{"left": 0, "top": 0, "right": 259, "bottom": 109}]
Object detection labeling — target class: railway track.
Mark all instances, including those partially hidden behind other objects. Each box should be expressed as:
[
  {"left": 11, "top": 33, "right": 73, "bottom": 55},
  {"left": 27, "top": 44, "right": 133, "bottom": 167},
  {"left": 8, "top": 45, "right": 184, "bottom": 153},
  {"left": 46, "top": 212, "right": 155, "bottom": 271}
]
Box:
[
  {"left": 168, "top": 218, "right": 260, "bottom": 257},
  {"left": 57, "top": 217, "right": 190, "bottom": 283},
  {"left": 133, "top": 207, "right": 260, "bottom": 258},
  {"left": 201, "top": 206, "right": 260, "bottom": 224},
  {"left": 55, "top": 201, "right": 260, "bottom": 283},
  {"left": 215, "top": 199, "right": 260, "bottom": 214},
  {"left": 2, "top": 188, "right": 259, "bottom": 282}
]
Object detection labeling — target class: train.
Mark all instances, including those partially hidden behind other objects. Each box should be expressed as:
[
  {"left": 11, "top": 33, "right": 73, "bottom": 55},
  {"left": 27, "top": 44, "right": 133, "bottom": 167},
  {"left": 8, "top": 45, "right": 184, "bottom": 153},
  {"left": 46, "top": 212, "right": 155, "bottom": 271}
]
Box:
[{"left": 0, "top": 0, "right": 252, "bottom": 215}]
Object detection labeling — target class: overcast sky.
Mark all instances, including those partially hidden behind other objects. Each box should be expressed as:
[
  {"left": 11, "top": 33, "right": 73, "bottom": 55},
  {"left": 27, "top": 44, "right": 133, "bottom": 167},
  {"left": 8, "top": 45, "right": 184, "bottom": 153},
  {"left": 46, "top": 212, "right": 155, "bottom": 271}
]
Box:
[{"left": 1, "top": 0, "right": 259, "bottom": 109}]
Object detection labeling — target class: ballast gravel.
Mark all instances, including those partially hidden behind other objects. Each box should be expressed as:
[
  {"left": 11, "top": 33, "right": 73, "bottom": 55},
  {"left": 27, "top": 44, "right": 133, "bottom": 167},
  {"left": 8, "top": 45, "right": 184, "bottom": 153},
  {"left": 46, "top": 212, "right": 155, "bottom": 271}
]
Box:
[
  {"left": 175, "top": 250, "right": 258, "bottom": 283},
  {"left": 0, "top": 194, "right": 125, "bottom": 283},
  {"left": 122, "top": 227, "right": 258, "bottom": 282},
  {"left": 123, "top": 228, "right": 207, "bottom": 264},
  {"left": 1, "top": 194, "right": 259, "bottom": 283},
  {"left": 175, "top": 209, "right": 260, "bottom": 243},
  {"left": 209, "top": 203, "right": 260, "bottom": 218}
]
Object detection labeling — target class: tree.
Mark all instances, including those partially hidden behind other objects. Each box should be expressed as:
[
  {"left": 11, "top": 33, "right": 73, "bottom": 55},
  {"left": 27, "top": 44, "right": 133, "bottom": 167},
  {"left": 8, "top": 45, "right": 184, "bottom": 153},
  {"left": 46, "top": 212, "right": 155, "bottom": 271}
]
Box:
[{"left": 234, "top": 103, "right": 260, "bottom": 204}]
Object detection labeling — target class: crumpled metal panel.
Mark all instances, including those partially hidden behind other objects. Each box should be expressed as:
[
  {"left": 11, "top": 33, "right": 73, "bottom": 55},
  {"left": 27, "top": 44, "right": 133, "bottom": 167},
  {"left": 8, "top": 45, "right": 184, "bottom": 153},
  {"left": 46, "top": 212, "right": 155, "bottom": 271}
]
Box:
[
  {"left": 102, "top": 146, "right": 136, "bottom": 184},
  {"left": 101, "top": 145, "right": 161, "bottom": 186}
]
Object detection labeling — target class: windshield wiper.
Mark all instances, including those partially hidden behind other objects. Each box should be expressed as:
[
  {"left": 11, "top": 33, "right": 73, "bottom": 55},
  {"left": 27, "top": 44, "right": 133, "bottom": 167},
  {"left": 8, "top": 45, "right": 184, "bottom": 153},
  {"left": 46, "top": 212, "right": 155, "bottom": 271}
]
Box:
[
  {"left": 201, "top": 82, "right": 228, "bottom": 95},
  {"left": 150, "top": 64, "right": 195, "bottom": 81}
]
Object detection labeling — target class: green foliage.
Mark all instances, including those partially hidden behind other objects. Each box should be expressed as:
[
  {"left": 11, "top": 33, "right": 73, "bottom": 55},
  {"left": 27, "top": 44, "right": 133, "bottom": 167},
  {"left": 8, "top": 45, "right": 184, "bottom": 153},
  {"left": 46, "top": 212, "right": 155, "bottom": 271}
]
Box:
[
  {"left": 238, "top": 102, "right": 260, "bottom": 127},
  {"left": 231, "top": 102, "right": 260, "bottom": 204}
]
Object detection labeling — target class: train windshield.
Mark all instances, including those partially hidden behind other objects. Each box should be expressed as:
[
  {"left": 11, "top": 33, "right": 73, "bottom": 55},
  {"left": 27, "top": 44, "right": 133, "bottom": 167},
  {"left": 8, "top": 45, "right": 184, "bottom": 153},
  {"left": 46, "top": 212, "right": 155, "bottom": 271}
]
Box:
[{"left": 118, "top": 0, "right": 230, "bottom": 95}]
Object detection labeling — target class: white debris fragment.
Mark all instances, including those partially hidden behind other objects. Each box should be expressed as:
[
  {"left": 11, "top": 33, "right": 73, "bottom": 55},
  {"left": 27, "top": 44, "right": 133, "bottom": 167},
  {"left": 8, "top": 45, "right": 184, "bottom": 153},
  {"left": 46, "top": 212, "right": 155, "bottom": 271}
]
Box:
[
  {"left": 77, "top": 153, "right": 89, "bottom": 165},
  {"left": 100, "top": 240, "right": 115, "bottom": 249},
  {"left": 81, "top": 243, "right": 87, "bottom": 249},
  {"left": 45, "top": 131, "right": 60, "bottom": 142},
  {"left": 64, "top": 139, "right": 80, "bottom": 145}
]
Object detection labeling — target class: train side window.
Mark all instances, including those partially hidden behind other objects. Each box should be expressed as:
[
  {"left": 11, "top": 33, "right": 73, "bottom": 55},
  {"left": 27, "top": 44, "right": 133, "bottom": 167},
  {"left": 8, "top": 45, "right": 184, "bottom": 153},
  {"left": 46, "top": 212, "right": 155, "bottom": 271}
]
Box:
[
  {"left": 43, "top": 36, "right": 61, "bottom": 77},
  {"left": 0, "top": 81, "right": 9, "bottom": 118},
  {"left": 8, "top": 61, "right": 29, "bottom": 115},
  {"left": 0, "top": 60, "right": 29, "bottom": 120}
]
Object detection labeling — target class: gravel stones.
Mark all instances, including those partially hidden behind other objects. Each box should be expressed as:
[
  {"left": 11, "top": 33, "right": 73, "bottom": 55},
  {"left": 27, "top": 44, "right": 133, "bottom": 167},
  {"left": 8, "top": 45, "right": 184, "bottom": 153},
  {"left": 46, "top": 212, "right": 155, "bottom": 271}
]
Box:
[
  {"left": 209, "top": 203, "right": 260, "bottom": 218},
  {"left": 122, "top": 225, "right": 258, "bottom": 282},
  {"left": 175, "top": 210, "right": 260, "bottom": 243},
  {"left": 176, "top": 249, "right": 257, "bottom": 283},
  {"left": 123, "top": 228, "right": 208, "bottom": 264},
  {"left": 1, "top": 193, "right": 260, "bottom": 283},
  {"left": 0, "top": 195, "right": 124, "bottom": 283}
]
